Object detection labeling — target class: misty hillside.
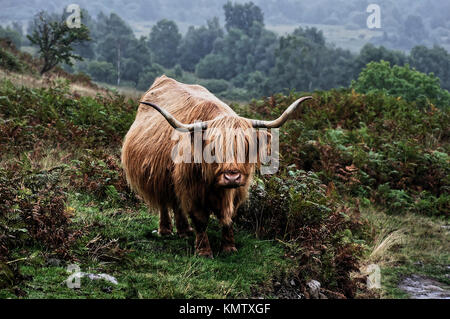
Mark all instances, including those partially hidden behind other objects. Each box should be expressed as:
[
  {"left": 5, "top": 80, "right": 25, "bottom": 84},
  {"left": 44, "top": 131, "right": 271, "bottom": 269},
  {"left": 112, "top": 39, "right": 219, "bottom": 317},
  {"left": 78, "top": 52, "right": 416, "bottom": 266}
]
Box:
[{"left": 1, "top": 0, "right": 450, "bottom": 52}]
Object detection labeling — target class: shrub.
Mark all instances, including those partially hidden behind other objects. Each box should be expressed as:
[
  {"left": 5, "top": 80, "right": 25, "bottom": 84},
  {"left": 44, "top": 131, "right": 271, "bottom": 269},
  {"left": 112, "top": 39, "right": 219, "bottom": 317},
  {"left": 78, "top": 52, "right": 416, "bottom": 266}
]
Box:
[
  {"left": 246, "top": 89, "right": 449, "bottom": 217},
  {"left": 68, "top": 149, "right": 137, "bottom": 206},
  {"left": 351, "top": 60, "right": 450, "bottom": 109},
  {"left": 86, "top": 60, "right": 117, "bottom": 84},
  {"left": 0, "top": 79, "right": 136, "bottom": 149},
  {"left": 0, "top": 47, "right": 22, "bottom": 72},
  {"left": 238, "top": 169, "right": 366, "bottom": 297},
  {"left": 0, "top": 164, "right": 80, "bottom": 261}
]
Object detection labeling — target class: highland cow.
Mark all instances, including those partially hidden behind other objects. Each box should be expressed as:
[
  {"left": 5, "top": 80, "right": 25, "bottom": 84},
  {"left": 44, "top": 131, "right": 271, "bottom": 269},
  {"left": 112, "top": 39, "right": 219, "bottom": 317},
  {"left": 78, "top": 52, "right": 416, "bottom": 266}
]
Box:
[{"left": 121, "top": 75, "right": 311, "bottom": 257}]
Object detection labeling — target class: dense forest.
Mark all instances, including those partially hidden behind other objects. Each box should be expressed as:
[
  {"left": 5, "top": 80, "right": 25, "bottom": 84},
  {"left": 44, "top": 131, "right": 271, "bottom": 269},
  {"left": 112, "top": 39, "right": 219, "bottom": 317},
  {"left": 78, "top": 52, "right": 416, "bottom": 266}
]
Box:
[{"left": 1, "top": 1, "right": 450, "bottom": 100}]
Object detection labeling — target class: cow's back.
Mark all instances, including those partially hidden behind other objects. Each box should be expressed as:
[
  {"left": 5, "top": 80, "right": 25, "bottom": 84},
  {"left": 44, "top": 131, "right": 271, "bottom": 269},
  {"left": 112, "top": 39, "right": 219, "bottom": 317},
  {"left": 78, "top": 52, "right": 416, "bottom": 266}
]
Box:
[
  {"left": 121, "top": 75, "right": 235, "bottom": 208},
  {"left": 140, "top": 75, "right": 235, "bottom": 121}
]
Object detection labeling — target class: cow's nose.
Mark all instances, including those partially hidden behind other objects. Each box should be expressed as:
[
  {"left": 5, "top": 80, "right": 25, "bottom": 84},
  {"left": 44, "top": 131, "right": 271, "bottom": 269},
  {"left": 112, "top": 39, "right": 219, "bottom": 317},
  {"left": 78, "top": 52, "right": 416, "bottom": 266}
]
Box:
[{"left": 224, "top": 172, "right": 241, "bottom": 183}]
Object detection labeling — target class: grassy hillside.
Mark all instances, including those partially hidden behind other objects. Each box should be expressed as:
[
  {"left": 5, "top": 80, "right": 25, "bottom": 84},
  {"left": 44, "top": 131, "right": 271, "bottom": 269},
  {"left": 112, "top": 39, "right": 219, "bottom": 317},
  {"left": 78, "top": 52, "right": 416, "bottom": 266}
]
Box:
[{"left": 0, "top": 42, "right": 448, "bottom": 299}]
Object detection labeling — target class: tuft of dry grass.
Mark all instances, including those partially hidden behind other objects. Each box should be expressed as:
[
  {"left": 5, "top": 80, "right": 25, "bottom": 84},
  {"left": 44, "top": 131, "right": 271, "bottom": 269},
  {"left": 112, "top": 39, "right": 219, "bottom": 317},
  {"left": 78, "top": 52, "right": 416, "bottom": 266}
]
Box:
[{"left": 369, "top": 229, "right": 407, "bottom": 262}]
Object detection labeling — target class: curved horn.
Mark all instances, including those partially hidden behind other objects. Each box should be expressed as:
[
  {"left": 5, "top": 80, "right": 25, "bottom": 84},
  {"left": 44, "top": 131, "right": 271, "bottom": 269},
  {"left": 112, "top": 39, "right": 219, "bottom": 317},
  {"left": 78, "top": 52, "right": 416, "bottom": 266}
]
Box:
[
  {"left": 140, "top": 101, "right": 209, "bottom": 132},
  {"left": 249, "top": 96, "right": 313, "bottom": 128}
]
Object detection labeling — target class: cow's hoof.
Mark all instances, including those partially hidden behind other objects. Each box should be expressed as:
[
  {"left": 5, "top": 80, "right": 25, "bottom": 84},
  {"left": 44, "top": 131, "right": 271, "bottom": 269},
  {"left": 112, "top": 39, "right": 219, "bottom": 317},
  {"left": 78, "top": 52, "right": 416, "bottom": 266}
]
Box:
[
  {"left": 177, "top": 227, "right": 194, "bottom": 238},
  {"left": 221, "top": 245, "right": 238, "bottom": 254},
  {"left": 196, "top": 249, "right": 214, "bottom": 259},
  {"left": 158, "top": 228, "right": 173, "bottom": 236}
]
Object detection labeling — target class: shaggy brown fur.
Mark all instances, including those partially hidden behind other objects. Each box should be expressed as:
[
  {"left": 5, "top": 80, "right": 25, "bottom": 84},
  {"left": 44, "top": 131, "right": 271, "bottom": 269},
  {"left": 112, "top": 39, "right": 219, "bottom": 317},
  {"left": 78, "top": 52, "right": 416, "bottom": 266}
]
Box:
[{"left": 121, "top": 75, "right": 259, "bottom": 257}]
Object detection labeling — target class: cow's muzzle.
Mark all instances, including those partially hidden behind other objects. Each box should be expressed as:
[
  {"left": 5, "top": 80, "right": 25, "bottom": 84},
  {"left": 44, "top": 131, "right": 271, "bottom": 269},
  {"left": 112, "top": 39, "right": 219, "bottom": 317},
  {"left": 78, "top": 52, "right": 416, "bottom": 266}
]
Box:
[{"left": 217, "top": 171, "right": 244, "bottom": 188}]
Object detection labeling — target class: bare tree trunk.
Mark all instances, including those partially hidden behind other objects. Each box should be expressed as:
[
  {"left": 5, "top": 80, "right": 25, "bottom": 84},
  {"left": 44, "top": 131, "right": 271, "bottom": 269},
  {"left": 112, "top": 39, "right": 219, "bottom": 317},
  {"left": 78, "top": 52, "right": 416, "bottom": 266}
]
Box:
[{"left": 117, "top": 43, "right": 121, "bottom": 86}]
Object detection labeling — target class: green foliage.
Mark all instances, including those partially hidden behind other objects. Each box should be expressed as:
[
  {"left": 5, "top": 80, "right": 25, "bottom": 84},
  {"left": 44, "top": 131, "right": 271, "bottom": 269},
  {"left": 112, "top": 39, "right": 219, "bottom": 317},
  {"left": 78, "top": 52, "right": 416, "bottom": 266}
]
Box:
[
  {"left": 195, "top": 20, "right": 277, "bottom": 96},
  {"left": 195, "top": 53, "right": 232, "bottom": 80},
  {"left": 95, "top": 13, "right": 139, "bottom": 85},
  {"left": 223, "top": 1, "right": 264, "bottom": 34},
  {"left": 270, "top": 27, "right": 354, "bottom": 94},
  {"left": 178, "top": 18, "right": 223, "bottom": 72},
  {"left": 137, "top": 64, "right": 165, "bottom": 91},
  {"left": 31, "top": 4, "right": 450, "bottom": 101},
  {"left": 68, "top": 149, "right": 137, "bottom": 206},
  {"left": 83, "top": 60, "right": 117, "bottom": 84},
  {"left": 354, "top": 44, "right": 407, "bottom": 74},
  {"left": 6, "top": 195, "right": 293, "bottom": 298},
  {"left": 148, "top": 19, "right": 181, "bottom": 68},
  {"left": 409, "top": 45, "right": 450, "bottom": 90},
  {"left": 0, "top": 47, "right": 23, "bottom": 72},
  {"left": 27, "top": 11, "right": 90, "bottom": 74},
  {"left": 248, "top": 89, "right": 449, "bottom": 217},
  {"left": 239, "top": 169, "right": 366, "bottom": 297},
  {"left": 0, "top": 164, "right": 79, "bottom": 262},
  {"left": 351, "top": 61, "right": 450, "bottom": 109},
  {"left": 0, "top": 79, "right": 136, "bottom": 151}
]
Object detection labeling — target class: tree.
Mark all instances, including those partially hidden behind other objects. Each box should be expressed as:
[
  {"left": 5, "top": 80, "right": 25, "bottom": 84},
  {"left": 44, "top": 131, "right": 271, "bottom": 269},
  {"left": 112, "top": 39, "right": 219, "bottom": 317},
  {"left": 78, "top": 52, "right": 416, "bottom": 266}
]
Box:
[
  {"left": 354, "top": 44, "right": 407, "bottom": 77},
  {"left": 351, "top": 60, "right": 450, "bottom": 109},
  {"left": 84, "top": 60, "right": 117, "bottom": 83},
  {"left": 137, "top": 64, "right": 165, "bottom": 91},
  {"left": 96, "top": 13, "right": 135, "bottom": 85},
  {"left": 70, "top": 9, "right": 96, "bottom": 60},
  {"left": 195, "top": 53, "right": 232, "bottom": 79},
  {"left": 195, "top": 20, "right": 276, "bottom": 83},
  {"left": 27, "top": 11, "right": 90, "bottom": 75},
  {"left": 409, "top": 45, "right": 450, "bottom": 90},
  {"left": 121, "top": 36, "right": 153, "bottom": 85},
  {"left": 270, "top": 27, "right": 353, "bottom": 93},
  {"left": 223, "top": 1, "right": 264, "bottom": 35},
  {"left": 148, "top": 19, "right": 181, "bottom": 68},
  {"left": 178, "top": 18, "right": 223, "bottom": 72}
]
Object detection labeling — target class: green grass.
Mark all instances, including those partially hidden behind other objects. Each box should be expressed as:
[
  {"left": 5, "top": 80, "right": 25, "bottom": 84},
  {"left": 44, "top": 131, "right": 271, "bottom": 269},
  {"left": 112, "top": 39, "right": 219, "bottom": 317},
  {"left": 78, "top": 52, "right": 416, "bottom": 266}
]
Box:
[
  {"left": 2, "top": 193, "right": 294, "bottom": 299},
  {"left": 361, "top": 205, "right": 449, "bottom": 298}
]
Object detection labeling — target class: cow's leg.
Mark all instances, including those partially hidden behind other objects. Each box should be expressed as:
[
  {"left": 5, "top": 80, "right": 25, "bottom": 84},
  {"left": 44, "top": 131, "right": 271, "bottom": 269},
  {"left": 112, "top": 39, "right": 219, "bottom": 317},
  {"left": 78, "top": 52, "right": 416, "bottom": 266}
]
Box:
[
  {"left": 221, "top": 224, "right": 237, "bottom": 253},
  {"left": 158, "top": 206, "right": 173, "bottom": 236},
  {"left": 189, "top": 212, "right": 213, "bottom": 258},
  {"left": 174, "top": 206, "right": 193, "bottom": 238}
]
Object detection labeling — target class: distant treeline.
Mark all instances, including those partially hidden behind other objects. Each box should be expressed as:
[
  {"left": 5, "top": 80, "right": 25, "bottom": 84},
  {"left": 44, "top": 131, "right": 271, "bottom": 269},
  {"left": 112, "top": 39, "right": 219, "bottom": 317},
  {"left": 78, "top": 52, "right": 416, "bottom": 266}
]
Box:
[
  {"left": 2, "top": 1, "right": 450, "bottom": 100},
  {"left": 2, "top": 0, "right": 449, "bottom": 51}
]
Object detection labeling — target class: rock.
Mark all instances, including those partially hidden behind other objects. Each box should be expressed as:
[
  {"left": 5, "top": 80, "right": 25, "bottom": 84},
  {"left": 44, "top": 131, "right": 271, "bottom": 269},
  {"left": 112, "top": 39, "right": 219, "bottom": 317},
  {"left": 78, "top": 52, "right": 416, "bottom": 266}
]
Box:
[
  {"left": 68, "top": 272, "right": 119, "bottom": 287},
  {"left": 82, "top": 272, "right": 118, "bottom": 285},
  {"left": 102, "top": 286, "right": 113, "bottom": 293},
  {"left": 46, "top": 258, "right": 62, "bottom": 267},
  {"left": 399, "top": 274, "right": 450, "bottom": 299},
  {"left": 306, "top": 280, "right": 321, "bottom": 299}
]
